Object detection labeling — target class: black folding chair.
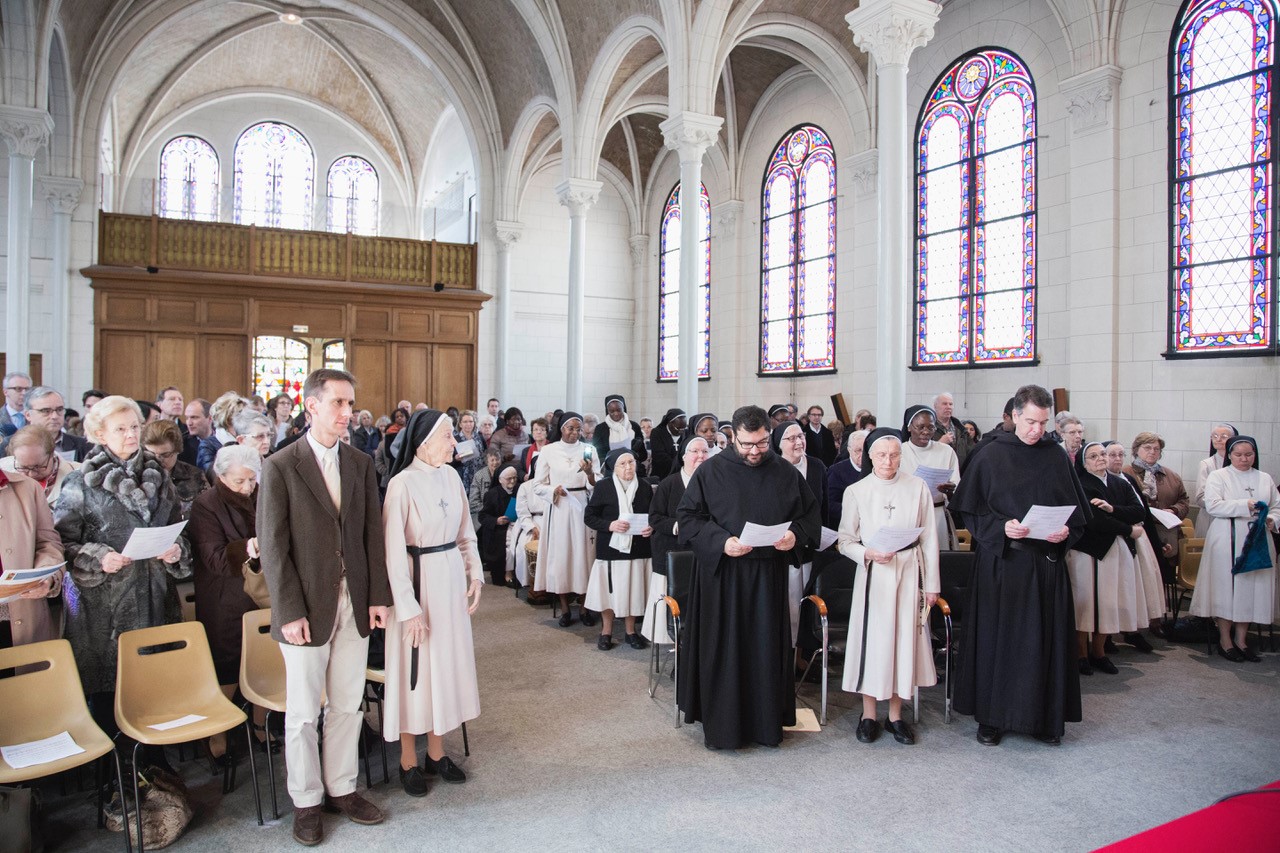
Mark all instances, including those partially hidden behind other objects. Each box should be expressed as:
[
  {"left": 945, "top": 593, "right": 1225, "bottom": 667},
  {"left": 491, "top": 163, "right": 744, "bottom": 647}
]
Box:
[
  {"left": 648, "top": 550, "right": 694, "bottom": 727},
  {"left": 796, "top": 554, "right": 856, "bottom": 725}
]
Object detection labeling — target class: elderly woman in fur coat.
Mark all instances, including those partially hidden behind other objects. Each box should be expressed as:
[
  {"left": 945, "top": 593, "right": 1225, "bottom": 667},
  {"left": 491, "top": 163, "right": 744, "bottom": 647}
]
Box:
[{"left": 54, "top": 396, "right": 190, "bottom": 730}]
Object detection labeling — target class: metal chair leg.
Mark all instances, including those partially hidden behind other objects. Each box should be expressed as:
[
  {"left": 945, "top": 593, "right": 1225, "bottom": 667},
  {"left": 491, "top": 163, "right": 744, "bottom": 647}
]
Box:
[
  {"left": 819, "top": 615, "right": 828, "bottom": 726},
  {"left": 944, "top": 614, "right": 953, "bottom": 724},
  {"left": 242, "top": 721, "right": 262, "bottom": 826},
  {"left": 263, "top": 710, "right": 279, "bottom": 820},
  {"left": 131, "top": 741, "right": 145, "bottom": 853},
  {"left": 108, "top": 747, "right": 133, "bottom": 853},
  {"left": 672, "top": 614, "right": 681, "bottom": 729},
  {"left": 462, "top": 722, "right": 470, "bottom": 757}
]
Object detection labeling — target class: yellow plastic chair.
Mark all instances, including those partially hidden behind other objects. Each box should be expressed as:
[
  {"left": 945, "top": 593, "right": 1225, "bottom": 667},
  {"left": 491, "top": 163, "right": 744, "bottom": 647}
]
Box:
[
  {"left": 176, "top": 581, "right": 196, "bottom": 623},
  {"left": 239, "top": 609, "right": 286, "bottom": 819},
  {"left": 954, "top": 529, "right": 973, "bottom": 551},
  {"left": 0, "top": 639, "right": 131, "bottom": 852},
  {"left": 1173, "top": 537, "right": 1211, "bottom": 654},
  {"left": 116, "top": 622, "right": 262, "bottom": 848}
]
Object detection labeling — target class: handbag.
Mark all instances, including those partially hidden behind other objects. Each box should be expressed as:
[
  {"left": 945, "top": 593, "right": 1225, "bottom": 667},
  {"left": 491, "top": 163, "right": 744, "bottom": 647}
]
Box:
[
  {"left": 242, "top": 557, "right": 271, "bottom": 608},
  {"left": 1232, "top": 502, "right": 1274, "bottom": 575},
  {"left": 103, "top": 766, "right": 193, "bottom": 849}
]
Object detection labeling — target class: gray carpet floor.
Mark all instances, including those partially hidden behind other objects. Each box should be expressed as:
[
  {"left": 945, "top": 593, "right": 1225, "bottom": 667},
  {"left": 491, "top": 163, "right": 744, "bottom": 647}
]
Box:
[{"left": 49, "top": 588, "right": 1280, "bottom": 852}]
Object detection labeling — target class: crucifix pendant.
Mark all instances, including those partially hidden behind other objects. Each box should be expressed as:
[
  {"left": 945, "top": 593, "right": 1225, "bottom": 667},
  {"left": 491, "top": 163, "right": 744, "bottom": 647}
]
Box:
[
  {"left": 438, "top": 497, "right": 449, "bottom": 515},
  {"left": 883, "top": 500, "right": 896, "bottom": 520},
  {"left": 1244, "top": 486, "right": 1256, "bottom": 498}
]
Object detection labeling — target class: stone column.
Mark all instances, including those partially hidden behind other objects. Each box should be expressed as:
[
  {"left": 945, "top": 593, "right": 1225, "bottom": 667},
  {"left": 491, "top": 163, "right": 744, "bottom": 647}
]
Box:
[
  {"left": 555, "top": 178, "right": 602, "bottom": 412},
  {"left": 38, "top": 176, "right": 83, "bottom": 393},
  {"left": 492, "top": 220, "right": 524, "bottom": 407},
  {"left": 660, "top": 111, "right": 723, "bottom": 414},
  {"left": 1061, "top": 65, "right": 1123, "bottom": 437},
  {"left": 847, "top": 0, "right": 939, "bottom": 421},
  {"left": 713, "top": 199, "right": 744, "bottom": 402},
  {"left": 0, "top": 107, "right": 53, "bottom": 377}
]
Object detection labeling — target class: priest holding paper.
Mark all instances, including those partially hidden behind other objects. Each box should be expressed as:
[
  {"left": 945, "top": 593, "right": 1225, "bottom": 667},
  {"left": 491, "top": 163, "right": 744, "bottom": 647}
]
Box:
[
  {"left": 676, "top": 405, "right": 821, "bottom": 750},
  {"left": 837, "top": 427, "right": 939, "bottom": 746},
  {"left": 949, "top": 385, "right": 1089, "bottom": 747}
]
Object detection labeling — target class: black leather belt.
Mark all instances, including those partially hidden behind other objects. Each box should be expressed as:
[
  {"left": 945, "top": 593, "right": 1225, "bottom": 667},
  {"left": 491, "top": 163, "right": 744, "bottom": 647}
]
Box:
[
  {"left": 407, "top": 542, "right": 459, "bottom": 557},
  {"left": 566, "top": 487, "right": 587, "bottom": 492},
  {"left": 1006, "top": 538, "right": 1065, "bottom": 561},
  {"left": 531, "top": 511, "right": 544, "bottom": 516},
  {"left": 404, "top": 541, "right": 458, "bottom": 690}
]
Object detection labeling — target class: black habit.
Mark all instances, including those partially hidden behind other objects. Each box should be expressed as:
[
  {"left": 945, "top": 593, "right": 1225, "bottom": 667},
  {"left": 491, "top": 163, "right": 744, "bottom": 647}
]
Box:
[
  {"left": 649, "top": 421, "right": 682, "bottom": 480},
  {"left": 676, "top": 448, "right": 821, "bottom": 749},
  {"left": 648, "top": 470, "right": 688, "bottom": 577},
  {"left": 950, "top": 430, "right": 1090, "bottom": 738},
  {"left": 583, "top": 476, "right": 653, "bottom": 560}
]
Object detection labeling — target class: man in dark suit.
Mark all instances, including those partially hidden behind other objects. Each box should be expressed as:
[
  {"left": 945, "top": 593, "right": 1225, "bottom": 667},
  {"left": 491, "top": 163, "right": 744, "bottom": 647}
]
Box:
[
  {"left": 258, "top": 368, "right": 392, "bottom": 846},
  {"left": 804, "top": 404, "right": 837, "bottom": 467},
  {"left": 7, "top": 387, "right": 89, "bottom": 461}
]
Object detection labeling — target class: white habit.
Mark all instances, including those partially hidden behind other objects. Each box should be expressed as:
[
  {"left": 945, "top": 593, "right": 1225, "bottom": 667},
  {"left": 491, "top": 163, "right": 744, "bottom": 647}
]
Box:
[
  {"left": 1190, "top": 466, "right": 1280, "bottom": 624},
  {"left": 533, "top": 440, "right": 600, "bottom": 594},
  {"left": 509, "top": 479, "right": 546, "bottom": 586},
  {"left": 900, "top": 440, "right": 961, "bottom": 550}
]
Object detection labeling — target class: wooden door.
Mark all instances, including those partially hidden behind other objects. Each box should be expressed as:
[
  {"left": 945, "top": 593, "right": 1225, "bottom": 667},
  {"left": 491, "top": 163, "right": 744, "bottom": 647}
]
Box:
[
  {"left": 431, "top": 344, "right": 473, "bottom": 410},
  {"left": 393, "top": 343, "right": 429, "bottom": 407},
  {"left": 97, "top": 332, "right": 150, "bottom": 399},
  {"left": 202, "top": 336, "right": 249, "bottom": 401}
]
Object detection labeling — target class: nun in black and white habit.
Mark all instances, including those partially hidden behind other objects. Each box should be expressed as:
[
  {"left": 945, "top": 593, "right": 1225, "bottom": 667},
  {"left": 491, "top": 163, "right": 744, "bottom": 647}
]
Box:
[
  {"left": 771, "top": 420, "right": 828, "bottom": 648},
  {"left": 643, "top": 434, "right": 711, "bottom": 645},
  {"left": 584, "top": 448, "right": 654, "bottom": 650},
  {"left": 533, "top": 411, "right": 602, "bottom": 626},
  {"left": 836, "top": 427, "right": 940, "bottom": 746},
  {"left": 591, "top": 394, "right": 648, "bottom": 465}
]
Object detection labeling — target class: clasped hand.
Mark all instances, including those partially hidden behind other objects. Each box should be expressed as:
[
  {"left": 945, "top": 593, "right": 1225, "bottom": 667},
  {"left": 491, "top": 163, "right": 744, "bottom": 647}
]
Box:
[{"left": 608, "top": 520, "right": 653, "bottom": 537}]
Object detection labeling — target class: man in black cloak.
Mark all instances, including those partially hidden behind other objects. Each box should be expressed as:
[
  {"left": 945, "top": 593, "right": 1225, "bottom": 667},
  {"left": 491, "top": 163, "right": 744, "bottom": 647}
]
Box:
[
  {"left": 676, "top": 405, "right": 822, "bottom": 749},
  {"left": 950, "top": 384, "right": 1090, "bottom": 746}
]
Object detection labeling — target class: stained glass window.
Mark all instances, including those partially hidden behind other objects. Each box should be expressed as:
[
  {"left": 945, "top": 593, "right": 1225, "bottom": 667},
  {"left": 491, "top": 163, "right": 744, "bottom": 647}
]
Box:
[
  {"left": 323, "top": 340, "right": 347, "bottom": 370},
  {"left": 1170, "top": 0, "right": 1277, "bottom": 354},
  {"left": 760, "top": 125, "right": 836, "bottom": 374},
  {"left": 657, "top": 182, "right": 711, "bottom": 381},
  {"left": 327, "top": 156, "right": 379, "bottom": 236},
  {"left": 915, "top": 49, "right": 1037, "bottom": 366},
  {"left": 234, "top": 122, "right": 314, "bottom": 229},
  {"left": 253, "top": 336, "right": 309, "bottom": 406},
  {"left": 158, "top": 135, "right": 219, "bottom": 221}
]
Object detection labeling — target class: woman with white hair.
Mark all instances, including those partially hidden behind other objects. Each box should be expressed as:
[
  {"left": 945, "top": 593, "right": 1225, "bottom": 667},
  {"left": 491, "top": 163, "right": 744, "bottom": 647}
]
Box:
[
  {"left": 837, "top": 427, "right": 940, "bottom": 746},
  {"left": 54, "top": 395, "right": 189, "bottom": 734}
]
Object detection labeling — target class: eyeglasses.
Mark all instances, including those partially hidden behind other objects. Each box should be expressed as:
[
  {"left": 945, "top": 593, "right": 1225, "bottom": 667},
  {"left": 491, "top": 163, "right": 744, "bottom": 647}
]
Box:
[
  {"left": 149, "top": 449, "right": 178, "bottom": 461},
  {"left": 14, "top": 459, "right": 54, "bottom": 476},
  {"left": 782, "top": 435, "right": 805, "bottom": 444},
  {"left": 734, "top": 437, "right": 771, "bottom": 451},
  {"left": 107, "top": 424, "right": 142, "bottom": 437},
  {"left": 4, "top": 385, "right": 31, "bottom": 393},
  {"left": 29, "top": 406, "right": 65, "bottom": 417}
]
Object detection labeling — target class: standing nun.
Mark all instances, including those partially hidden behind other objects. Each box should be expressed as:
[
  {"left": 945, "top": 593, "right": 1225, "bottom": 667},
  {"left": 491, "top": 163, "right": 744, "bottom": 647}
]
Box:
[
  {"left": 533, "top": 411, "right": 602, "bottom": 625},
  {"left": 1190, "top": 436, "right": 1280, "bottom": 661},
  {"left": 899, "top": 405, "right": 961, "bottom": 550},
  {"left": 1103, "top": 441, "right": 1165, "bottom": 651},
  {"left": 584, "top": 449, "right": 655, "bottom": 649},
  {"left": 837, "top": 428, "right": 940, "bottom": 745},
  {"left": 592, "top": 394, "right": 648, "bottom": 465},
  {"left": 1194, "top": 424, "right": 1239, "bottom": 537},
  {"left": 644, "top": 435, "right": 711, "bottom": 645},
  {"left": 771, "top": 420, "right": 828, "bottom": 649},
  {"left": 382, "top": 409, "right": 483, "bottom": 796}
]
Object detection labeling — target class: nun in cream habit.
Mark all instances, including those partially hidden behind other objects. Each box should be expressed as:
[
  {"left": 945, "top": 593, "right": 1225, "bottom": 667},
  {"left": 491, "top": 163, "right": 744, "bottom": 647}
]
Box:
[
  {"left": 837, "top": 428, "right": 940, "bottom": 746},
  {"left": 533, "top": 411, "right": 602, "bottom": 625},
  {"left": 899, "top": 405, "right": 961, "bottom": 550}
]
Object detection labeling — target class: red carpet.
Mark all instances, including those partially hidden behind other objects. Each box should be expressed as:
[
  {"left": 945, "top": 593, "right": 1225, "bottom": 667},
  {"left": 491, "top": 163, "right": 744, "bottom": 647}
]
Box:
[{"left": 1097, "top": 780, "right": 1280, "bottom": 851}]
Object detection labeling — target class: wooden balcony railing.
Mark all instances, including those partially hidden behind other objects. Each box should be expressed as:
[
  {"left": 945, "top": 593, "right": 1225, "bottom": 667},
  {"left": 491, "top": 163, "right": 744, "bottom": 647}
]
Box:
[{"left": 98, "top": 212, "right": 476, "bottom": 289}]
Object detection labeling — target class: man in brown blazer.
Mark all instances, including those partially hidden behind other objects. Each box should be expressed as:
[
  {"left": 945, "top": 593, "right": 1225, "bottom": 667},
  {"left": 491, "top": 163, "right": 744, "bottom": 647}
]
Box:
[{"left": 258, "top": 368, "right": 391, "bottom": 846}]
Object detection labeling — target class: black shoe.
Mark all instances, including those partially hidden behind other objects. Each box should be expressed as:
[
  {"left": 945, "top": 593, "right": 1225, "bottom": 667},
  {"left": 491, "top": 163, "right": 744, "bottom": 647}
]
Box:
[
  {"left": 399, "top": 765, "right": 429, "bottom": 797},
  {"left": 597, "top": 634, "right": 613, "bottom": 651},
  {"left": 1237, "top": 644, "right": 1262, "bottom": 663},
  {"left": 506, "top": 576, "right": 521, "bottom": 589},
  {"left": 1123, "top": 632, "right": 1154, "bottom": 653},
  {"left": 580, "top": 608, "right": 598, "bottom": 627},
  {"left": 1089, "top": 655, "right": 1119, "bottom": 675},
  {"left": 1217, "top": 644, "right": 1245, "bottom": 662},
  {"left": 422, "top": 754, "right": 466, "bottom": 783},
  {"left": 1033, "top": 733, "right": 1062, "bottom": 746},
  {"left": 855, "top": 717, "right": 881, "bottom": 744},
  {"left": 625, "top": 632, "right": 649, "bottom": 650},
  {"left": 883, "top": 717, "right": 914, "bottom": 745},
  {"left": 976, "top": 725, "right": 1002, "bottom": 746},
  {"left": 558, "top": 610, "right": 574, "bottom": 627},
  {"left": 1103, "top": 637, "right": 1119, "bottom": 655},
  {"left": 1078, "top": 656, "right": 1093, "bottom": 676}
]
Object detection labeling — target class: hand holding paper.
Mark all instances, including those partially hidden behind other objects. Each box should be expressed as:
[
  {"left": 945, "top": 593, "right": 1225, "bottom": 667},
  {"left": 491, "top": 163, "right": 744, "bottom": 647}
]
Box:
[
  {"left": 740, "top": 521, "right": 792, "bottom": 548},
  {"left": 912, "top": 465, "right": 954, "bottom": 496},
  {"left": 862, "top": 526, "right": 925, "bottom": 554},
  {"left": 1019, "top": 505, "right": 1076, "bottom": 540},
  {"left": 121, "top": 521, "right": 187, "bottom": 560}
]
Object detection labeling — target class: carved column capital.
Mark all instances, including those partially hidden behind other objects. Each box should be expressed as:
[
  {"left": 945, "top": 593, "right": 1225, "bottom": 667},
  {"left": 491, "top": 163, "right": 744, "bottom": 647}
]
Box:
[
  {"left": 1062, "top": 65, "right": 1123, "bottom": 135},
  {"left": 659, "top": 111, "right": 724, "bottom": 165},
  {"left": 492, "top": 219, "right": 524, "bottom": 248},
  {"left": 846, "top": 0, "right": 941, "bottom": 68},
  {"left": 628, "top": 234, "right": 649, "bottom": 266},
  {"left": 713, "top": 200, "right": 744, "bottom": 238},
  {"left": 846, "top": 149, "right": 880, "bottom": 196},
  {"left": 38, "top": 176, "right": 84, "bottom": 215},
  {"left": 555, "top": 178, "right": 602, "bottom": 217},
  {"left": 0, "top": 106, "right": 53, "bottom": 159}
]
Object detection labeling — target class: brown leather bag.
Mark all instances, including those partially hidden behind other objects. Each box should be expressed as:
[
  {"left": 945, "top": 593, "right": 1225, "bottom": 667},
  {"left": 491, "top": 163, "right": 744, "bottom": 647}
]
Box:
[{"left": 242, "top": 558, "right": 271, "bottom": 609}]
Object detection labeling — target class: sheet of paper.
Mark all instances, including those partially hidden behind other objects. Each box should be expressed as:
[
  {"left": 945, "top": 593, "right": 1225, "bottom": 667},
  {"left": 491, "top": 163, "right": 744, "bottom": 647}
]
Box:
[
  {"left": 1020, "top": 505, "right": 1078, "bottom": 539},
  {"left": 148, "top": 714, "right": 207, "bottom": 731},
  {"left": 0, "top": 563, "right": 65, "bottom": 586},
  {"left": 619, "top": 513, "right": 649, "bottom": 530},
  {"left": 739, "top": 521, "right": 793, "bottom": 547},
  {"left": 55, "top": 449, "right": 77, "bottom": 462},
  {"left": 121, "top": 521, "right": 187, "bottom": 560},
  {"left": 454, "top": 439, "right": 477, "bottom": 459},
  {"left": 912, "top": 465, "right": 954, "bottom": 495},
  {"left": 1, "top": 731, "right": 84, "bottom": 769},
  {"left": 783, "top": 707, "right": 821, "bottom": 732},
  {"left": 1148, "top": 507, "right": 1182, "bottom": 529},
  {"left": 863, "top": 526, "right": 925, "bottom": 554},
  {"left": 819, "top": 527, "right": 840, "bottom": 551}
]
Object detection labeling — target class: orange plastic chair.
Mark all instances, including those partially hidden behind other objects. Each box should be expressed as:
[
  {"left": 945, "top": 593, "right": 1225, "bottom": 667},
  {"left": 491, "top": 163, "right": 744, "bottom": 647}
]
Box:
[{"left": 0, "top": 639, "right": 131, "bottom": 852}]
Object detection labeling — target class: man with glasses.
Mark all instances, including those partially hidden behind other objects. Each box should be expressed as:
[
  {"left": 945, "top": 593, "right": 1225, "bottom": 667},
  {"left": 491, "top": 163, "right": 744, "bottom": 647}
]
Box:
[
  {"left": 2, "top": 371, "right": 32, "bottom": 432},
  {"left": 676, "top": 404, "right": 822, "bottom": 750},
  {"left": 5, "top": 387, "right": 89, "bottom": 461}
]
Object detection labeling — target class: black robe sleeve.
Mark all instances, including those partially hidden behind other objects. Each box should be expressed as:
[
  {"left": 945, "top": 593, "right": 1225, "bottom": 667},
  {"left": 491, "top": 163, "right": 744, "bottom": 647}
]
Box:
[
  {"left": 677, "top": 465, "right": 733, "bottom": 571},
  {"left": 584, "top": 477, "right": 619, "bottom": 535}
]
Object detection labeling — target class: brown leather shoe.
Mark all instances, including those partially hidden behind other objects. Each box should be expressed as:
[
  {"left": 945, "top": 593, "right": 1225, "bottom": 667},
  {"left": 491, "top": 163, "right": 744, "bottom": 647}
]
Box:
[
  {"left": 325, "top": 791, "right": 385, "bottom": 825},
  {"left": 292, "top": 805, "right": 323, "bottom": 846}
]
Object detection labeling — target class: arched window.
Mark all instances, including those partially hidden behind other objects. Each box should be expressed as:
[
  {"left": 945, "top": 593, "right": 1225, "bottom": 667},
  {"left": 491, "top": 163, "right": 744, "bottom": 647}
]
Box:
[
  {"left": 915, "top": 49, "right": 1037, "bottom": 366},
  {"left": 1170, "top": 0, "right": 1277, "bottom": 354},
  {"left": 760, "top": 125, "right": 836, "bottom": 374},
  {"left": 323, "top": 340, "right": 347, "bottom": 371},
  {"left": 658, "top": 182, "right": 711, "bottom": 381},
  {"left": 158, "top": 135, "right": 219, "bottom": 221},
  {"left": 234, "top": 122, "right": 314, "bottom": 229},
  {"left": 252, "top": 336, "right": 309, "bottom": 406},
  {"left": 327, "top": 156, "right": 379, "bottom": 236}
]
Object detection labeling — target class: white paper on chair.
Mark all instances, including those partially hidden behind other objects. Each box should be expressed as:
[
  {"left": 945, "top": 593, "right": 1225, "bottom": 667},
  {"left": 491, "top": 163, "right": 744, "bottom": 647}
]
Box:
[
  {"left": 862, "top": 526, "right": 925, "bottom": 554},
  {"left": 913, "top": 465, "right": 954, "bottom": 496},
  {"left": 1149, "top": 507, "right": 1182, "bottom": 529},
  {"left": 784, "top": 707, "right": 821, "bottom": 732},
  {"left": 148, "top": 714, "right": 207, "bottom": 731},
  {"left": 1, "top": 731, "right": 84, "bottom": 769},
  {"left": 618, "top": 513, "right": 649, "bottom": 530},
  {"left": 121, "top": 521, "right": 187, "bottom": 560},
  {"left": 454, "top": 439, "right": 477, "bottom": 459},
  {"left": 819, "top": 527, "right": 840, "bottom": 551},
  {"left": 1019, "top": 505, "right": 1078, "bottom": 540},
  {"left": 739, "top": 522, "right": 793, "bottom": 547}
]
